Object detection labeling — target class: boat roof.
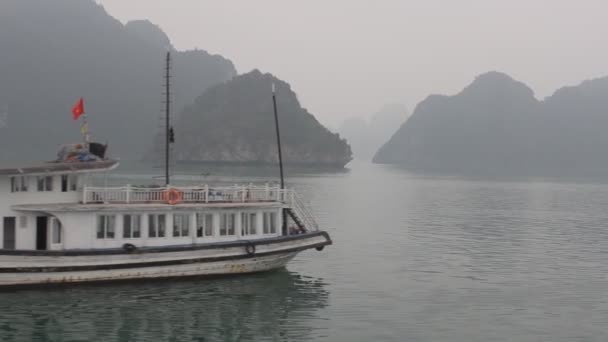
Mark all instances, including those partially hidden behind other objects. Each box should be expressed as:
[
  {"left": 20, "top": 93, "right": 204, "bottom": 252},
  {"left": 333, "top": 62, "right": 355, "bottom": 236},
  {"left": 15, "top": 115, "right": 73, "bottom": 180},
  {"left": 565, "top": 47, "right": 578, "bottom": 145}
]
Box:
[{"left": 0, "top": 160, "right": 119, "bottom": 176}]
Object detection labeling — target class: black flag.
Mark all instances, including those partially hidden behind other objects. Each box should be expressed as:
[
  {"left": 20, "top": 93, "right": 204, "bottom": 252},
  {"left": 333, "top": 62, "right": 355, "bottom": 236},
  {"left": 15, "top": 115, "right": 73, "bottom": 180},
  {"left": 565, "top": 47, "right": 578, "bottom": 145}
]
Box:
[{"left": 169, "top": 127, "right": 175, "bottom": 143}]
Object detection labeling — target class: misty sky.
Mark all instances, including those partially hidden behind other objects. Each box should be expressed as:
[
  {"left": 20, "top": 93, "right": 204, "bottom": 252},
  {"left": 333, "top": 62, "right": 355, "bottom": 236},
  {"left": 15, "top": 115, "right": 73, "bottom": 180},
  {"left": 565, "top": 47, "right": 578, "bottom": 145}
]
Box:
[{"left": 98, "top": 0, "right": 607, "bottom": 128}]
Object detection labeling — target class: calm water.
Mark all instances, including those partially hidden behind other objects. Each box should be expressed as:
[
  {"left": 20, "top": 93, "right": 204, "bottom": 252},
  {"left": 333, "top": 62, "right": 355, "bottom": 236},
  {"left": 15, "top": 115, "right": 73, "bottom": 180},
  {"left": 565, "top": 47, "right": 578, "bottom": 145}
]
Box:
[{"left": 2, "top": 161, "right": 608, "bottom": 341}]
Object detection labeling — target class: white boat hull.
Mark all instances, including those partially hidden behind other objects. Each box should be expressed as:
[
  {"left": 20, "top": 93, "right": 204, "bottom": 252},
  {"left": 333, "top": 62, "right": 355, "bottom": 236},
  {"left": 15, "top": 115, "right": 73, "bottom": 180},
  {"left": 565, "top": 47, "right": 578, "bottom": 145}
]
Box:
[
  {"left": 0, "top": 252, "right": 297, "bottom": 286},
  {"left": 0, "top": 232, "right": 331, "bottom": 286}
]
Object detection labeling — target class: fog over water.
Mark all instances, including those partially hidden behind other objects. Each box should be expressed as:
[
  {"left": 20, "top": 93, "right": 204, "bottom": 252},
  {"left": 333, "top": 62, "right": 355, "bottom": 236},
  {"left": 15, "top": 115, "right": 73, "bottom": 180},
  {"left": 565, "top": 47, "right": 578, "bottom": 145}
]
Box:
[
  {"left": 2, "top": 1, "right": 608, "bottom": 341},
  {"left": 3, "top": 162, "right": 608, "bottom": 341}
]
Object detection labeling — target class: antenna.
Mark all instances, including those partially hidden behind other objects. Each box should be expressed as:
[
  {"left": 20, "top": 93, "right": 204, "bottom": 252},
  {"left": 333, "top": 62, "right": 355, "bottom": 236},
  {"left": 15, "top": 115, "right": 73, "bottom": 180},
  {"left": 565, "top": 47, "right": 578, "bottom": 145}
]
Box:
[{"left": 164, "top": 51, "right": 172, "bottom": 186}]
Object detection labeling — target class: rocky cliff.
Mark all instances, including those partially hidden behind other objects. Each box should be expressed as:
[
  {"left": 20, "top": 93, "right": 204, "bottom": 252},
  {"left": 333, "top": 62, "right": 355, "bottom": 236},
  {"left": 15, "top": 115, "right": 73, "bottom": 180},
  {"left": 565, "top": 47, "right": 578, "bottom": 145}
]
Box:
[
  {"left": 339, "top": 104, "right": 408, "bottom": 161},
  {"left": 373, "top": 72, "right": 608, "bottom": 176},
  {"left": 0, "top": 0, "right": 236, "bottom": 162},
  {"left": 172, "top": 70, "right": 352, "bottom": 167}
]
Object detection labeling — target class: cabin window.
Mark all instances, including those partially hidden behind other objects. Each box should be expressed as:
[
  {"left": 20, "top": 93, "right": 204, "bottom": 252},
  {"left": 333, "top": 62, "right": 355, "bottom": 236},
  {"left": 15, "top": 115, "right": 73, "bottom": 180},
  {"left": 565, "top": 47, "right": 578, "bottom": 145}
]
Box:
[
  {"left": 52, "top": 219, "right": 62, "bottom": 244},
  {"left": 10, "top": 176, "right": 28, "bottom": 193},
  {"left": 123, "top": 214, "right": 141, "bottom": 238},
  {"left": 219, "top": 213, "right": 236, "bottom": 236},
  {"left": 148, "top": 214, "right": 166, "bottom": 238},
  {"left": 96, "top": 215, "right": 116, "bottom": 239},
  {"left": 173, "top": 214, "right": 190, "bottom": 237},
  {"left": 263, "top": 212, "right": 277, "bottom": 234},
  {"left": 3, "top": 217, "right": 16, "bottom": 250},
  {"left": 61, "top": 174, "right": 78, "bottom": 192},
  {"left": 241, "top": 212, "right": 258, "bottom": 236},
  {"left": 196, "top": 213, "right": 214, "bottom": 238},
  {"left": 10, "top": 177, "right": 16, "bottom": 193},
  {"left": 37, "top": 175, "right": 53, "bottom": 192}
]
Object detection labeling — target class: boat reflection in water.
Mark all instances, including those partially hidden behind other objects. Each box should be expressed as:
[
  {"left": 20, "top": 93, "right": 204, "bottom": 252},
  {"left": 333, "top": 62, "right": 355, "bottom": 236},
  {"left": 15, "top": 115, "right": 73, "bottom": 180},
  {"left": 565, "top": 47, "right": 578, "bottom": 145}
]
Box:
[{"left": 0, "top": 270, "right": 329, "bottom": 341}]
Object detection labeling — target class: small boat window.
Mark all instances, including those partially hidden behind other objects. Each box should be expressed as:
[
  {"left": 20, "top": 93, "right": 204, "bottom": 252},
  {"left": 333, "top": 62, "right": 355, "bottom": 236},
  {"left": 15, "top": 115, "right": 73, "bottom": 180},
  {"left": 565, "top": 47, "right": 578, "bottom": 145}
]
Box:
[
  {"left": 173, "top": 214, "right": 190, "bottom": 237},
  {"left": 37, "top": 175, "right": 53, "bottom": 192},
  {"left": 148, "top": 214, "right": 166, "bottom": 238},
  {"left": 61, "top": 175, "right": 78, "bottom": 192},
  {"left": 96, "top": 215, "right": 116, "bottom": 239},
  {"left": 123, "top": 214, "right": 141, "bottom": 238},
  {"left": 10, "top": 176, "right": 28, "bottom": 193},
  {"left": 219, "top": 213, "right": 236, "bottom": 236},
  {"left": 263, "top": 212, "right": 277, "bottom": 234},
  {"left": 241, "top": 212, "right": 258, "bottom": 236},
  {"left": 196, "top": 213, "right": 214, "bottom": 238}
]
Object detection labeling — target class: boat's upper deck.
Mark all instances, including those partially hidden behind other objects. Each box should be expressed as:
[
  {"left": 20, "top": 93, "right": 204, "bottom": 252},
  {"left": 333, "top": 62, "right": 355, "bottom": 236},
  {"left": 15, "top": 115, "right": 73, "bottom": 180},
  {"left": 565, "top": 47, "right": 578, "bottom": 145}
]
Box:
[
  {"left": 10, "top": 184, "right": 319, "bottom": 231},
  {"left": 11, "top": 201, "right": 282, "bottom": 212},
  {"left": 81, "top": 184, "right": 291, "bottom": 205}
]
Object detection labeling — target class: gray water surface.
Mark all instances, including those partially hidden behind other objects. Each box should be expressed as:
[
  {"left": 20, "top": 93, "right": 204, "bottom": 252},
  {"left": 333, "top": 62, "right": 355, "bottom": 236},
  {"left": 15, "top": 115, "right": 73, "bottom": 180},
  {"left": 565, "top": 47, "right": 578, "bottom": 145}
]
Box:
[{"left": 2, "top": 162, "right": 608, "bottom": 341}]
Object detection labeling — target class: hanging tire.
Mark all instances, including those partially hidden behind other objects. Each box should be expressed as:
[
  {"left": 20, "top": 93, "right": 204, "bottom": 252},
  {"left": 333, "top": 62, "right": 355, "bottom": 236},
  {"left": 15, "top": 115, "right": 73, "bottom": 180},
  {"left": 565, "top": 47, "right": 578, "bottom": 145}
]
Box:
[
  {"left": 315, "top": 246, "right": 325, "bottom": 252},
  {"left": 123, "top": 243, "right": 137, "bottom": 253},
  {"left": 245, "top": 242, "right": 256, "bottom": 256}
]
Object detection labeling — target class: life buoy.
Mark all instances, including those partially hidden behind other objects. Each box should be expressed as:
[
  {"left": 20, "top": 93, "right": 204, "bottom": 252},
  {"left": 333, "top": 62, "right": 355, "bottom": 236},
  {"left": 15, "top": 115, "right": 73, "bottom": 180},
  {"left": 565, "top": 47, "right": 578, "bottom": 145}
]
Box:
[
  {"left": 315, "top": 246, "right": 325, "bottom": 252},
  {"left": 245, "top": 242, "right": 256, "bottom": 256},
  {"left": 163, "top": 188, "right": 183, "bottom": 205},
  {"left": 123, "top": 243, "right": 137, "bottom": 253}
]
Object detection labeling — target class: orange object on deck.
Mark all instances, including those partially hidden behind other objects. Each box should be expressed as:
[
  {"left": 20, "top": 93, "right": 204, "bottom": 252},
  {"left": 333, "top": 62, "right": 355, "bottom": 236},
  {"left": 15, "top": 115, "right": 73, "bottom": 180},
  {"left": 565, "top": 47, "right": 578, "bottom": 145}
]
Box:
[{"left": 163, "top": 188, "right": 183, "bottom": 205}]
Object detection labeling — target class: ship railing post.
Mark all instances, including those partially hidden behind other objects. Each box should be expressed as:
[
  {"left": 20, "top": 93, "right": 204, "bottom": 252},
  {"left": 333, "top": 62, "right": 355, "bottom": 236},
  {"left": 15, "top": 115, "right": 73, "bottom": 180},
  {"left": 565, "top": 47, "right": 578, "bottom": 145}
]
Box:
[
  {"left": 126, "top": 184, "right": 131, "bottom": 204},
  {"left": 205, "top": 184, "right": 209, "bottom": 203},
  {"left": 82, "top": 184, "right": 88, "bottom": 204},
  {"left": 265, "top": 183, "right": 270, "bottom": 201},
  {"left": 241, "top": 185, "right": 246, "bottom": 202}
]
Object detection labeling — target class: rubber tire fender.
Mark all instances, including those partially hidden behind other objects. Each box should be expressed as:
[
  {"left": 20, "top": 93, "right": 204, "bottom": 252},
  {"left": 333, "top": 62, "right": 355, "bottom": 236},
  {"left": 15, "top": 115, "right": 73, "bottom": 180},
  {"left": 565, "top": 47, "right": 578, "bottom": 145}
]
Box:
[
  {"left": 123, "top": 243, "right": 137, "bottom": 253},
  {"left": 245, "top": 242, "right": 256, "bottom": 256}
]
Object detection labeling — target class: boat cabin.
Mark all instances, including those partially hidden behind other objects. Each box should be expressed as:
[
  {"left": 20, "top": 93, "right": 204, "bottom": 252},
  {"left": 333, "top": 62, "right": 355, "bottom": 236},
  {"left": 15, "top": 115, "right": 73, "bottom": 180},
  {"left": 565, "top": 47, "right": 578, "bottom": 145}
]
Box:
[{"left": 0, "top": 160, "right": 312, "bottom": 252}]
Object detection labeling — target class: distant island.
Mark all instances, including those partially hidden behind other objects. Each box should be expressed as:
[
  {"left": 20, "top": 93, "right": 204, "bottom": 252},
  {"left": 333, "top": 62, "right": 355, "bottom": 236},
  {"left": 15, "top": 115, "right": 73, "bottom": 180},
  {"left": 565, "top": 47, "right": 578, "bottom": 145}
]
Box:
[
  {"left": 0, "top": 0, "right": 236, "bottom": 162},
  {"left": 338, "top": 104, "right": 408, "bottom": 161},
  {"left": 170, "top": 70, "right": 352, "bottom": 168},
  {"left": 373, "top": 72, "right": 608, "bottom": 176}
]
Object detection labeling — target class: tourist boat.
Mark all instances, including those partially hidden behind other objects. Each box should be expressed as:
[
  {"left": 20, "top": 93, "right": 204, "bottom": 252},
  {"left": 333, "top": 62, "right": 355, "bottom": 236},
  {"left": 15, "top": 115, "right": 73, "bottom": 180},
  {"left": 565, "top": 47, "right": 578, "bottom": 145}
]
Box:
[
  {"left": 0, "top": 53, "right": 331, "bottom": 286},
  {"left": 0, "top": 150, "right": 331, "bottom": 286}
]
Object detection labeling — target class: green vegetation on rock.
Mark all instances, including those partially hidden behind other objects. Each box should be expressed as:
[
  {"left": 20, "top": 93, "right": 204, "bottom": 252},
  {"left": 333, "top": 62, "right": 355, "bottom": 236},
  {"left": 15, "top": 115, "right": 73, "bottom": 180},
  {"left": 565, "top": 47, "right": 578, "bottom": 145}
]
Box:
[{"left": 172, "top": 70, "right": 352, "bottom": 167}]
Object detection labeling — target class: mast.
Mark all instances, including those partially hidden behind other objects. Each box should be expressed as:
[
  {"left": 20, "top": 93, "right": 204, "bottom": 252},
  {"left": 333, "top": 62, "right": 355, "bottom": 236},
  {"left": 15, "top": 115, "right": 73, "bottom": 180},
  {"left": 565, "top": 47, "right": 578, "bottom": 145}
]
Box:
[
  {"left": 82, "top": 110, "right": 90, "bottom": 151},
  {"left": 164, "top": 51, "right": 171, "bottom": 186},
  {"left": 272, "top": 83, "right": 288, "bottom": 235},
  {"left": 272, "top": 83, "right": 285, "bottom": 189}
]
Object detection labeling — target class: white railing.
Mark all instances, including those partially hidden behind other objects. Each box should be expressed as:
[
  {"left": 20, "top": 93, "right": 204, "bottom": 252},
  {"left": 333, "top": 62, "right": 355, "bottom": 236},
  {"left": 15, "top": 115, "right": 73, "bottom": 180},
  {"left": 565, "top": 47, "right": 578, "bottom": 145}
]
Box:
[
  {"left": 83, "top": 184, "right": 284, "bottom": 205},
  {"left": 81, "top": 184, "right": 319, "bottom": 231},
  {"left": 288, "top": 192, "right": 320, "bottom": 231}
]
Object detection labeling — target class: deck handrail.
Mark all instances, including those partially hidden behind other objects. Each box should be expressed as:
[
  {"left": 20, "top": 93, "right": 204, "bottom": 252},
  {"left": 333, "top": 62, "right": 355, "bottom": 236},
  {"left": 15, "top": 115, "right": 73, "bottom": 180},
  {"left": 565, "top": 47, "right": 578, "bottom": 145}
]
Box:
[
  {"left": 83, "top": 184, "right": 282, "bottom": 204},
  {"left": 81, "top": 184, "right": 319, "bottom": 231},
  {"left": 289, "top": 192, "right": 319, "bottom": 231}
]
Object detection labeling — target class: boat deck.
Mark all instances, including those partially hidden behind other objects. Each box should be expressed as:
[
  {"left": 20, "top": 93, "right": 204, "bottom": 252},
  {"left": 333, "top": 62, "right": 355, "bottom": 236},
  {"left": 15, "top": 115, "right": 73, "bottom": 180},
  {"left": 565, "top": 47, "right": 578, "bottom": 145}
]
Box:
[
  {"left": 12, "top": 201, "right": 282, "bottom": 212},
  {"left": 81, "top": 184, "right": 292, "bottom": 205}
]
